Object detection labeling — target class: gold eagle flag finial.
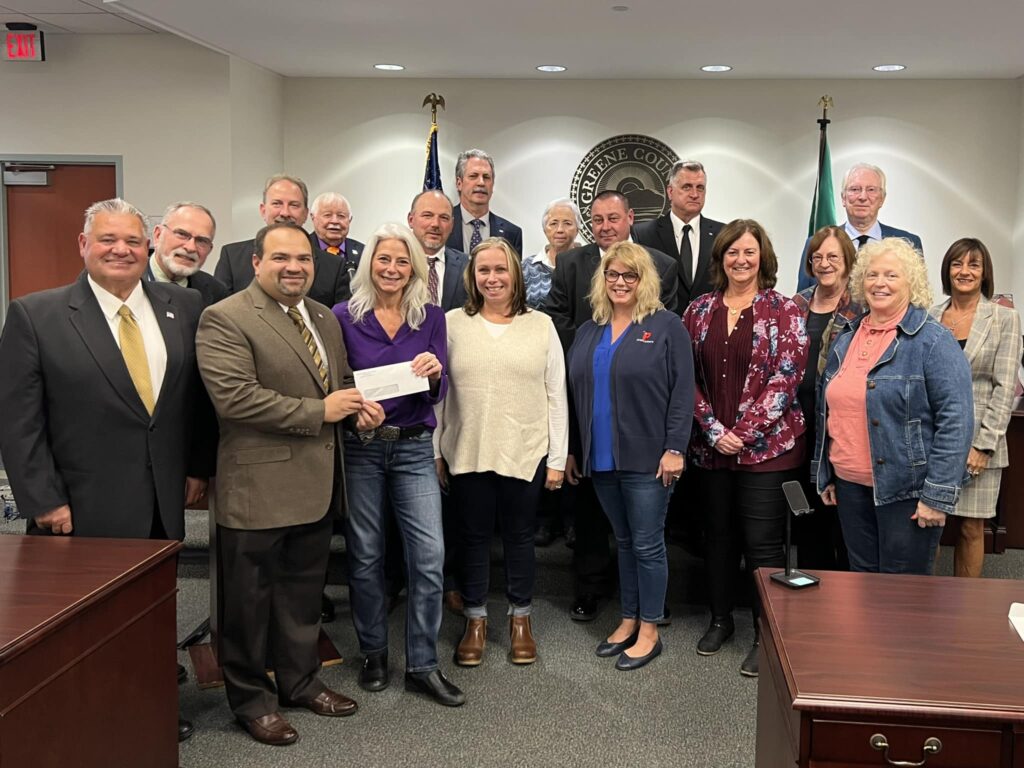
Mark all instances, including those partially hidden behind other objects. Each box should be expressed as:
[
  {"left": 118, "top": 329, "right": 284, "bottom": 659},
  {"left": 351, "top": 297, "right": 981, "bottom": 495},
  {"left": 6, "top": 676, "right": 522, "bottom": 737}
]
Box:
[{"left": 422, "top": 93, "right": 446, "bottom": 124}]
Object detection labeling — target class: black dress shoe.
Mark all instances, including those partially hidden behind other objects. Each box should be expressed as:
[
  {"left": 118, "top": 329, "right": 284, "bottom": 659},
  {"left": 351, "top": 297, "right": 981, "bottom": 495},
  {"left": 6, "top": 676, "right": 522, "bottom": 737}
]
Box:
[
  {"left": 320, "top": 592, "right": 336, "bottom": 623},
  {"left": 178, "top": 716, "right": 194, "bottom": 743},
  {"left": 570, "top": 594, "right": 598, "bottom": 622},
  {"left": 177, "top": 663, "right": 188, "bottom": 684},
  {"left": 404, "top": 669, "right": 466, "bottom": 707},
  {"left": 359, "top": 653, "right": 390, "bottom": 692},
  {"left": 534, "top": 524, "right": 558, "bottom": 547},
  {"left": 740, "top": 641, "right": 760, "bottom": 677},
  {"left": 696, "top": 616, "right": 735, "bottom": 656},
  {"left": 657, "top": 604, "right": 672, "bottom": 627},
  {"left": 595, "top": 629, "right": 640, "bottom": 658},
  {"left": 615, "top": 638, "right": 663, "bottom": 671}
]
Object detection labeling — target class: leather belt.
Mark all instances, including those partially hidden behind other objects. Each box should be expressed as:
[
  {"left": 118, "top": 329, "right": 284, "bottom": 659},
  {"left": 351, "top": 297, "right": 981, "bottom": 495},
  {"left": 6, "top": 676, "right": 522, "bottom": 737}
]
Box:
[{"left": 355, "top": 424, "right": 429, "bottom": 443}]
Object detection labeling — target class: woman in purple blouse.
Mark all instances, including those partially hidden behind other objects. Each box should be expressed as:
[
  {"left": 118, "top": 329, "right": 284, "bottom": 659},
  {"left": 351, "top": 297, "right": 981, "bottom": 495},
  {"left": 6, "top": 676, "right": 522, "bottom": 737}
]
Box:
[
  {"left": 681, "top": 219, "right": 809, "bottom": 678},
  {"left": 333, "top": 222, "right": 465, "bottom": 708}
]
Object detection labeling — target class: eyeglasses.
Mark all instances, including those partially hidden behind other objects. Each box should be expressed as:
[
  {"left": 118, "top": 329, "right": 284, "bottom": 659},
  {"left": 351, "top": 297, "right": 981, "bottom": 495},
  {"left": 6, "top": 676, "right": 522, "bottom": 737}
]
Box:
[
  {"left": 810, "top": 253, "right": 842, "bottom": 266},
  {"left": 844, "top": 186, "right": 883, "bottom": 198},
  {"left": 166, "top": 227, "right": 214, "bottom": 252},
  {"left": 604, "top": 269, "right": 639, "bottom": 285}
]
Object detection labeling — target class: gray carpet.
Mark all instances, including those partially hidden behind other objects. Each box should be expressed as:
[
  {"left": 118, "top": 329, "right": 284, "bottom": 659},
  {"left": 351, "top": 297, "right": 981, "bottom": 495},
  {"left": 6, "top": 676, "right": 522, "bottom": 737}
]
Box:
[{"left": 2, "top": 508, "right": 1022, "bottom": 768}]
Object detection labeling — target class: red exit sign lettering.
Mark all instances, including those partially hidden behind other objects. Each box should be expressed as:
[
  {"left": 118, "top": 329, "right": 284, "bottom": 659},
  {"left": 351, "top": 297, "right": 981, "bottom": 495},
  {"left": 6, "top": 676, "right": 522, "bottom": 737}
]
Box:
[{"left": 4, "top": 31, "right": 45, "bottom": 62}]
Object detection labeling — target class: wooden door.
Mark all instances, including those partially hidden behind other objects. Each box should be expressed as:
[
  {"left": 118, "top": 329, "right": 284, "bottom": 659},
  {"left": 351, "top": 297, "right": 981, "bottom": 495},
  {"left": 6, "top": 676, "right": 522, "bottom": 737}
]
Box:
[{"left": 5, "top": 164, "right": 116, "bottom": 299}]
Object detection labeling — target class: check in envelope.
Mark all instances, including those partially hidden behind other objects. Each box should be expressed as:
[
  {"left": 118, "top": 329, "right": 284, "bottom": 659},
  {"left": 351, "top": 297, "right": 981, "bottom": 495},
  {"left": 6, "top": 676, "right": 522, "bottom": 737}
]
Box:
[{"left": 353, "top": 361, "right": 429, "bottom": 402}]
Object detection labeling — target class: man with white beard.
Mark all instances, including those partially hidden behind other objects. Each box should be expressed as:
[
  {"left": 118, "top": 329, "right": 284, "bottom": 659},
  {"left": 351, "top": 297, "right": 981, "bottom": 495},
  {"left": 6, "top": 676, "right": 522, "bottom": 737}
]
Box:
[{"left": 148, "top": 201, "right": 228, "bottom": 307}]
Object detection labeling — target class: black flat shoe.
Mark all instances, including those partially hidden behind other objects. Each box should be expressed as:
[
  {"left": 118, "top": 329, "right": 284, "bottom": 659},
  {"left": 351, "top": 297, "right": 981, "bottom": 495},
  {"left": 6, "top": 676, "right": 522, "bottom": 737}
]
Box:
[
  {"left": 595, "top": 629, "right": 640, "bottom": 658},
  {"left": 657, "top": 604, "right": 672, "bottom": 627},
  {"left": 534, "top": 525, "right": 558, "bottom": 547},
  {"left": 359, "top": 652, "right": 390, "bottom": 692},
  {"left": 178, "top": 716, "right": 194, "bottom": 743},
  {"left": 570, "top": 595, "right": 598, "bottom": 622},
  {"left": 564, "top": 525, "right": 576, "bottom": 549},
  {"left": 740, "top": 642, "right": 760, "bottom": 677},
  {"left": 320, "top": 592, "right": 336, "bottom": 623},
  {"left": 615, "top": 638, "right": 663, "bottom": 671},
  {"left": 404, "top": 669, "right": 466, "bottom": 707}
]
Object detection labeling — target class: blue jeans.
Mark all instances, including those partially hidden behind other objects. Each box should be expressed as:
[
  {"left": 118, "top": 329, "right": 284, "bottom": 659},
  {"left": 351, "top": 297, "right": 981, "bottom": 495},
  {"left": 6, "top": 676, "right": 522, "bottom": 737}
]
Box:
[
  {"left": 344, "top": 433, "right": 444, "bottom": 672},
  {"left": 591, "top": 471, "right": 671, "bottom": 623},
  {"left": 834, "top": 478, "right": 942, "bottom": 575}
]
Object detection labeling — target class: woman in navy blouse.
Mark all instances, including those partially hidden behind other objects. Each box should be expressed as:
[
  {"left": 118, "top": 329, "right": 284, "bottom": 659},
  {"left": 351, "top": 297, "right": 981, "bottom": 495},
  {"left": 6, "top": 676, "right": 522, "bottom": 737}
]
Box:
[
  {"left": 566, "top": 242, "right": 694, "bottom": 671},
  {"left": 333, "top": 222, "right": 465, "bottom": 708}
]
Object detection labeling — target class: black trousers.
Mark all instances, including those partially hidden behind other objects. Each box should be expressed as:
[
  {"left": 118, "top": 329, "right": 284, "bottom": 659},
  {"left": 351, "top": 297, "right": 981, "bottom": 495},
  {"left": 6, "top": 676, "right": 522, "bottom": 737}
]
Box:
[
  {"left": 571, "top": 477, "right": 615, "bottom": 597},
  {"left": 695, "top": 467, "right": 796, "bottom": 625},
  {"left": 217, "top": 514, "right": 332, "bottom": 721},
  {"left": 450, "top": 463, "right": 544, "bottom": 608}
]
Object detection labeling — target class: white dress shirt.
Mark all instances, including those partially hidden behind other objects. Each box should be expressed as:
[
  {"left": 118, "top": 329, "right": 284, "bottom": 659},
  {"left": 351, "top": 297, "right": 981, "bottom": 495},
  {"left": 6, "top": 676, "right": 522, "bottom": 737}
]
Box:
[
  {"left": 88, "top": 276, "right": 168, "bottom": 402},
  {"left": 460, "top": 204, "right": 489, "bottom": 248},
  {"left": 671, "top": 212, "right": 702, "bottom": 280}
]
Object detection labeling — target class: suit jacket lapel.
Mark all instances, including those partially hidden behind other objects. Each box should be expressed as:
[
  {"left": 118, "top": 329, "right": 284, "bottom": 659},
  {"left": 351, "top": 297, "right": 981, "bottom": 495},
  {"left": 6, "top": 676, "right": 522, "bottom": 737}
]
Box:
[
  {"left": 145, "top": 283, "right": 184, "bottom": 418},
  {"left": 451, "top": 207, "right": 465, "bottom": 251},
  {"left": 691, "top": 223, "right": 716, "bottom": 292},
  {"left": 308, "top": 303, "right": 341, "bottom": 391},
  {"left": 67, "top": 274, "right": 151, "bottom": 422},
  {"left": 964, "top": 297, "right": 994, "bottom": 365},
  {"left": 441, "top": 247, "right": 461, "bottom": 310},
  {"left": 656, "top": 215, "right": 680, "bottom": 260},
  {"left": 248, "top": 283, "right": 325, "bottom": 392}
]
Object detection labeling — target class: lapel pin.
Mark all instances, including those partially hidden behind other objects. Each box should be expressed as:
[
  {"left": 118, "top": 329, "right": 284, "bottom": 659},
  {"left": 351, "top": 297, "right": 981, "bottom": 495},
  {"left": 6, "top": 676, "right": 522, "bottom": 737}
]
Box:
[{"left": 166, "top": 311, "right": 175, "bottom": 319}]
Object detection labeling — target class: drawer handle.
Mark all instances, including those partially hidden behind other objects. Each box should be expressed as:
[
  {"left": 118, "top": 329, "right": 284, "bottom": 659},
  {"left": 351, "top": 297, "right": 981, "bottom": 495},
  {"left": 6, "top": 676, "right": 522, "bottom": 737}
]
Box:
[{"left": 869, "top": 734, "right": 942, "bottom": 767}]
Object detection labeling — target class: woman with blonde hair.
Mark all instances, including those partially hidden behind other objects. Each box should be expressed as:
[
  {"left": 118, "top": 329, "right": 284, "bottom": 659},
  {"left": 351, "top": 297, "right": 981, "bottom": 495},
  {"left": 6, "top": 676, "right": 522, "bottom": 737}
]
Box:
[
  {"left": 814, "top": 238, "right": 974, "bottom": 575},
  {"left": 566, "top": 241, "right": 694, "bottom": 671}
]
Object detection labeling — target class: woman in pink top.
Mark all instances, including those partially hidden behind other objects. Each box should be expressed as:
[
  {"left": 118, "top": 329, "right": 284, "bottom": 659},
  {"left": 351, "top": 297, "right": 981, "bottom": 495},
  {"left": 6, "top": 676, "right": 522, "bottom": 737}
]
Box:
[{"left": 812, "top": 238, "right": 973, "bottom": 575}]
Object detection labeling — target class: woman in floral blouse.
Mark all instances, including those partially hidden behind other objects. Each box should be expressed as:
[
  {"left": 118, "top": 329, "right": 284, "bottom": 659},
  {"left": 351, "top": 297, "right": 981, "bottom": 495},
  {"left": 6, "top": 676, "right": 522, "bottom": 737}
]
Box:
[{"left": 682, "top": 219, "right": 809, "bottom": 678}]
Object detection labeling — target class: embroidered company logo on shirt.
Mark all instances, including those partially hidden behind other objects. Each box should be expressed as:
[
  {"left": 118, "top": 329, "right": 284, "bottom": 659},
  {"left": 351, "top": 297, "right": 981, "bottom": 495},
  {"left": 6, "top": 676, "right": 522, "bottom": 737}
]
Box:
[{"left": 637, "top": 331, "right": 654, "bottom": 344}]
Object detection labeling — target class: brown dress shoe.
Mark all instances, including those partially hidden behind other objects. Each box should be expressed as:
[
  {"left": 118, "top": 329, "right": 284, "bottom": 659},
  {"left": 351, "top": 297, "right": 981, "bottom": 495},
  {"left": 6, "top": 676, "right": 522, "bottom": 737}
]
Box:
[
  {"left": 240, "top": 712, "right": 298, "bottom": 746},
  {"left": 508, "top": 615, "right": 537, "bottom": 664},
  {"left": 282, "top": 688, "right": 358, "bottom": 717},
  {"left": 444, "top": 590, "right": 464, "bottom": 615},
  {"left": 455, "top": 617, "right": 486, "bottom": 666}
]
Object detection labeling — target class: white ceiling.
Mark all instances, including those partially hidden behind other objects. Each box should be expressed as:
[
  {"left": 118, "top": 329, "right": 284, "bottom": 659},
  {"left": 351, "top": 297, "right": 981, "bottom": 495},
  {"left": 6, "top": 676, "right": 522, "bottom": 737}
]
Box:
[{"left": 4, "top": 0, "right": 1023, "bottom": 79}]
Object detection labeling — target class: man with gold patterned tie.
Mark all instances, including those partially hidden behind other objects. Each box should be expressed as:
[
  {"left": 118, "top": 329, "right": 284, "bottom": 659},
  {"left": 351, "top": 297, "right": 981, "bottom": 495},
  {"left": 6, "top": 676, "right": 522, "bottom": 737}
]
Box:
[
  {"left": 309, "top": 191, "right": 364, "bottom": 279},
  {"left": 0, "top": 198, "right": 214, "bottom": 743},
  {"left": 196, "top": 222, "right": 383, "bottom": 746}
]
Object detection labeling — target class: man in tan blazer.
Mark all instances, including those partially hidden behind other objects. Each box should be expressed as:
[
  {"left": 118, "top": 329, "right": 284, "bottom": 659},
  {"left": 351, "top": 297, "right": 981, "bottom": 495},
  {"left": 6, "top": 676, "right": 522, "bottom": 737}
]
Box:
[{"left": 196, "top": 222, "right": 383, "bottom": 746}]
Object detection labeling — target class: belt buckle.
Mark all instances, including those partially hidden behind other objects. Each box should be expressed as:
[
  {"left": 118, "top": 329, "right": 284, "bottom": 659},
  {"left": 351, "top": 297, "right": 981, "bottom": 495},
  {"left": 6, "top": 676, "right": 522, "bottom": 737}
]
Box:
[{"left": 377, "top": 425, "right": 401, "bottom": 441}]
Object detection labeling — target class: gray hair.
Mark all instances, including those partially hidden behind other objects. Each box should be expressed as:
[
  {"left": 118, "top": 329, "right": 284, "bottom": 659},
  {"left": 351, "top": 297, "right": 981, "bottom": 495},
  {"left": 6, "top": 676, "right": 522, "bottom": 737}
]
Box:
[
  {"left": 667, "top": 160, "right": 706, "bottom": 184},
  {"left": 310, "top": 192, "right": 352, "bottom": 218},
  {"left": 541, "top": 197, "right": 583, "bottom": 230},
  {"left": 161, "top": 201, "right": 217, "bottom": 235},
  {"left": 83, "top": 198, "right": 147, "bottom": 236},
  {"left": 455, "top": 149, "right": 495, "bottom": 181},
  {"left": 263, "top": 174, "right": 309, "bottom": 208},
  {"left": 842, "top": 163, "right": 887, "bottom": 196},
  {"left": 348, "top": 222, "right": 431, "bottom": 330}
]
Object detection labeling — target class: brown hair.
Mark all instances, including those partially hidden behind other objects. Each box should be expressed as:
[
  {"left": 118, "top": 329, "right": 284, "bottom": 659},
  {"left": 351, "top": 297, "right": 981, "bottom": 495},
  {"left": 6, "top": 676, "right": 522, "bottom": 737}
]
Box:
[
  {"left": 940, "top": 238, "right": 994, "bottom": 299},
  {"left": 709, "top": 219, "right": 778, "bottom": 291},
  {"left": 462, "top": 237, "right": 528, "bottom": 317},
  {"left": 804, "top": 225, "right": 856, "bottom": 278}
]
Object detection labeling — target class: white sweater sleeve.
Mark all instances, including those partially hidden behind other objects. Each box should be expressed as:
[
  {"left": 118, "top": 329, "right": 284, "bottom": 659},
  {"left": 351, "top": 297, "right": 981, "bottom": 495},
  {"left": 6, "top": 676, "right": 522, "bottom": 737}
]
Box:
[{"left": 544, "top": 321, "right": 569, "bottom": 470}]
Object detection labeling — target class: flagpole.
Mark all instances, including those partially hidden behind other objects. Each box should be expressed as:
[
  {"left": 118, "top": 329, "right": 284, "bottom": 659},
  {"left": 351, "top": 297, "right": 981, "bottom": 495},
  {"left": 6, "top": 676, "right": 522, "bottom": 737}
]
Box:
[
  {"left": 422, "top": 93, "right": 446, "bottom": 192},
  {"left": 811, "top": 95, "right": 834, "bottom": 227}
]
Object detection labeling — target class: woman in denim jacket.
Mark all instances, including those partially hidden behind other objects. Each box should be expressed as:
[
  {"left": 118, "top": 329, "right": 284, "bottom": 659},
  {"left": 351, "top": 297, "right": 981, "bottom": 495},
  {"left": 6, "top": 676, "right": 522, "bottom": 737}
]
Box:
[{"left": 813, "top": 238, "right": 974, "bottom": 575}]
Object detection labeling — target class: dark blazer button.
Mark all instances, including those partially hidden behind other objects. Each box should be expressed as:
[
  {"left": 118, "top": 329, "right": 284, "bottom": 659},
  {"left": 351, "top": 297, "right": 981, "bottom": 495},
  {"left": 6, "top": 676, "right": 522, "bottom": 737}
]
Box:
[
  {"left": 871, "top": 418, "right": 880, "bottom": 426},
  {"left": 876, "top": 458, "right": 885, "bottom": 465}
]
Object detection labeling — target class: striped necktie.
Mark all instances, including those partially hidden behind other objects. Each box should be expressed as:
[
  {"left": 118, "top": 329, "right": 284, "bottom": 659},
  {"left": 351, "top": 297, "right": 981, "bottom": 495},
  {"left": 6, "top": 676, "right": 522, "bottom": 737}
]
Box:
[
  {"left": 286, "top": 306, "right": 330, "bottom": 391},
  {"left": 428, "top": 256, "right": 440, "bottom": 305},
  {"left": 117, "top": 305, "right": 155, "bottom": 415}
]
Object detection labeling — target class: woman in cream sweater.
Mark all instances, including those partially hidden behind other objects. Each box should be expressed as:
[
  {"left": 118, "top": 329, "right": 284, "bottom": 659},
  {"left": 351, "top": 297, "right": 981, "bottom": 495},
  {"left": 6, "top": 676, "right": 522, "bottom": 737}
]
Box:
[{"left": 435, "top": 237, "right": 567, "bottom": 667}]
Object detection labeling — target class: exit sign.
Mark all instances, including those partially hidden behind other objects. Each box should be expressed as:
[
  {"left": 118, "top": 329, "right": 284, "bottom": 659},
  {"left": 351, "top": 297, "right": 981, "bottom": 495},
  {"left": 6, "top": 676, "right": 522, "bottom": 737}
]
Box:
[{"left": 3, "top": 30, "right": 45, "bottom": 62}]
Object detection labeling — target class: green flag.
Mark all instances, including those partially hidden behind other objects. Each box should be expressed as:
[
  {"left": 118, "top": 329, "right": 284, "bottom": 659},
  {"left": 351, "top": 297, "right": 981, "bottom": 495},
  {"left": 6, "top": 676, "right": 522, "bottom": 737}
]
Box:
[{"left": 798, "top": 115, "right": 837, "bottom": 291}]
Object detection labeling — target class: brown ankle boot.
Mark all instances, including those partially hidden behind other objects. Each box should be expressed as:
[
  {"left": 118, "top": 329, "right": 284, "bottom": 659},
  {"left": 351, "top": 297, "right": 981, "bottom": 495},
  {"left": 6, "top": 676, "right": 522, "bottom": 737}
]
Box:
[
  {"left": 508, "top": 615, "right": 537, "bottom": 664},
  {"left": 456, "top": 617, "right": 486, "bottom": 666}
]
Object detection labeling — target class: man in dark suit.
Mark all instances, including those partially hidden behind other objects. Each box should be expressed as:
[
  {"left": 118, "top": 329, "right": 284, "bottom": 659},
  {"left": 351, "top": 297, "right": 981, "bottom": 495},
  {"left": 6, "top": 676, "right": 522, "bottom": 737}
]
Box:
[
  {"left": 409, "top": 189, "right": 469, "bottom": 311},
  {"left": 196, "top": 223, "right": 383, "bottom": 747},
  {"left": 310, "top": 191, "right": 364, "bottom": 279},
  {"left": 542, "top": 190, "right": 678, "bottom": 621},
  {"left": 634, "top": 160, "right": 724, "bottom": 313},
  {"left": 213, "top": 174, "right": 349, "bottom": 307},
  {"left": 147, "top": 201, "right": 228, "bottom": 307},
  {"left": 445, "top": 149, "right": 523, "bottom": 257},
  {"left": 797, "top": 162, "right": 924, "bottom": 291},
  {"left": 0, "top": 198, "right": 215, "bottom": 743}
]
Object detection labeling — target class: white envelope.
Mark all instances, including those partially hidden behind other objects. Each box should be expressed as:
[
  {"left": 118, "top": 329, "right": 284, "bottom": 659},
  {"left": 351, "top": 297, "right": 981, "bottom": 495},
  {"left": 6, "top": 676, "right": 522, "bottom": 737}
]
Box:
[
  {"left": 1010, "top": 602, "right": 1024, "bottom": 643},
  {"left": 353, "top": 361, "right": 430, "bottom": 402}
]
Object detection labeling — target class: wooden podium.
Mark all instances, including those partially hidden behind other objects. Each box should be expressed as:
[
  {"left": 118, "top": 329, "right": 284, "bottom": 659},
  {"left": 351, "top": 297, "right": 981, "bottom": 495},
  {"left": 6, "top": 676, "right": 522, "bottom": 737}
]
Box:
[
  {"left": 0, "top": 536, "right": 182, "bottom": 768},
  {"left": 755, "top": 569, "right": 1024, "bottom": 768}
]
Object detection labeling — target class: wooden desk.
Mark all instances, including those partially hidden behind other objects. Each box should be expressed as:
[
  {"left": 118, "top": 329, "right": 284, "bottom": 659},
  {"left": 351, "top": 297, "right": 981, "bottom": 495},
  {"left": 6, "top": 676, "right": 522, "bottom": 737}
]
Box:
[
  {"left": 0, "top": 536, "right": 181, "bottom": 768},
  {"left": 755, "top": 569, "right": 1024, "bottom": 768}
]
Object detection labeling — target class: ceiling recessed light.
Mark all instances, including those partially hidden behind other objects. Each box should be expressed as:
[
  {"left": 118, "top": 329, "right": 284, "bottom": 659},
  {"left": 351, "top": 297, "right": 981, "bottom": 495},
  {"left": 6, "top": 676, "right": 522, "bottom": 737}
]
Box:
[
  {"left": 611, "top": 5, "right": 629, "bottom": 11},
  {"left": 701, "top": 65, "right": 732, "bottom": 73},
  {"left": 374, "top": 63, "right": 404, "bottom": 71},
  {"left": 536, "top": 64, "right": 567, "bottom": 73},
  {"left": 873, "top": 64, "right": 906, "bottom": 72}
]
